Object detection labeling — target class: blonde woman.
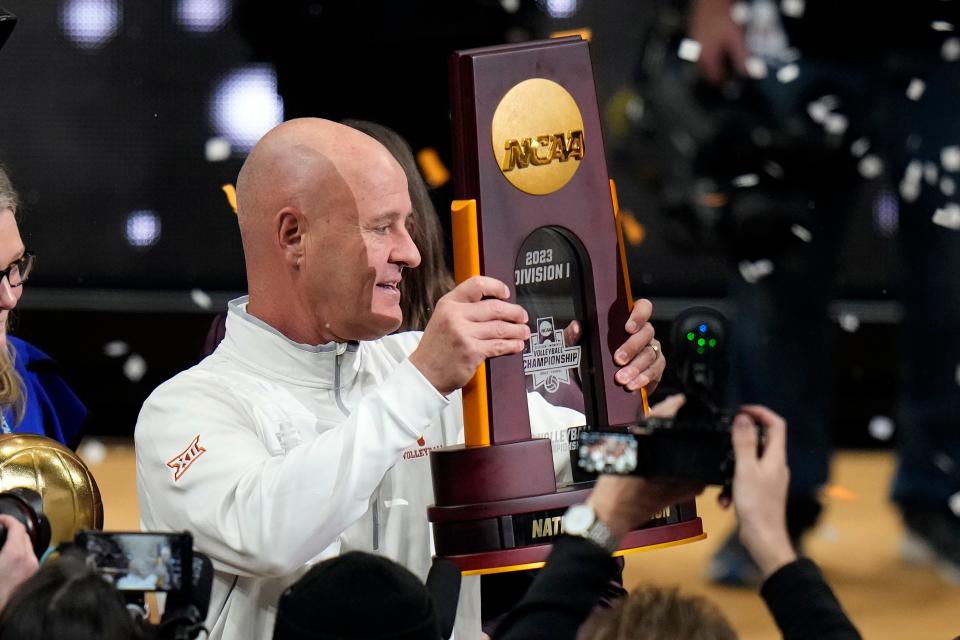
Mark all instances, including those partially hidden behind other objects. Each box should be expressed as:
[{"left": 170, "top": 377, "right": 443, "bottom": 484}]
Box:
[{"left": 0, "top": 164, "right": 86, "bottom": 448}]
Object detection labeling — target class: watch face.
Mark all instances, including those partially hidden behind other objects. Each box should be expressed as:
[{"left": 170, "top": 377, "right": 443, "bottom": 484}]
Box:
[{"left": 564, "top": 504, "right": 595, "bottom": 534}]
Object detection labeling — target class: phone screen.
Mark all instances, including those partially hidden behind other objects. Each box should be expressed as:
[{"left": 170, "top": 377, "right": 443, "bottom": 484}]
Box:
[{"left": 75, "top": 531, "right": 192, "bottom": 592}]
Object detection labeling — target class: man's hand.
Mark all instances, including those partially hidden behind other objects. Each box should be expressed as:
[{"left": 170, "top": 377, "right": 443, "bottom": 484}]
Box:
[
  {"left": 613, "top": 299, "right": 665, "bottom": 394},
  {"left": 726, "top": 405, "right": 797, "bottom": 579},
  {"left": 0, "top": 516, "right": 39, "bottom": 612},
  {"left": 587, "top": 475, "right": 704, "bottom": 540},
  {"left": 410, "top": 276, "right": 530, "bottom": 396},
  {"left": 689, "top": 0, "right": 749, "bottom": 85}
]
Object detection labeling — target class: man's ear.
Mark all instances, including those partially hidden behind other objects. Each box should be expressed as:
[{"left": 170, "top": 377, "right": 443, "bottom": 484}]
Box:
[{"left": 276, "top": 207, "right": 306, "bottom": 268}]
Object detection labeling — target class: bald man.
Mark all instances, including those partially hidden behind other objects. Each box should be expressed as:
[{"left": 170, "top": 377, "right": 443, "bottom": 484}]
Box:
[{"left": 135, "top": 119, "right": 665, "bottom": 640}]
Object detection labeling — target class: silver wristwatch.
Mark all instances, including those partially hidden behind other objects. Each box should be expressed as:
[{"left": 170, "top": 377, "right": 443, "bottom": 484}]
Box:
[{"left": 561, "top": 503, "right": 620, "bottom": 554}]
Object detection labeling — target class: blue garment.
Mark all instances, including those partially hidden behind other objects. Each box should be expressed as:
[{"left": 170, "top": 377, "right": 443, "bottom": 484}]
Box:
[{"left": 0, "top": 336, "right": 87, "bottom": 449}]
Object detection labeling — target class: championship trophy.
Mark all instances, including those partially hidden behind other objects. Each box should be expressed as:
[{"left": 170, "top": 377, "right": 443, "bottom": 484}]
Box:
[{"left": 427, "top": 37, "right": 704, "bottom": 574}]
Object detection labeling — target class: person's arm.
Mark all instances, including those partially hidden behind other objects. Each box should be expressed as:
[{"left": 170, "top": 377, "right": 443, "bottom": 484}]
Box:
[
  {"left": 135, "top": 357, "right": 445, "bottom": 577},
  {"left": 728, "top": 406, "right": 861, "bottom": 639},
  {"left": 688, "top": 0, "right": 750, "bottom": 85},
  {"left": 0, "top": 516, "right": 39, "bottom": 612}
]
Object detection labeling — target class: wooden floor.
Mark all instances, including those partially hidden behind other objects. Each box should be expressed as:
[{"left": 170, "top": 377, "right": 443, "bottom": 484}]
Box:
[{"left": 81, "top": 442, "right": 960, "bottom": 639}]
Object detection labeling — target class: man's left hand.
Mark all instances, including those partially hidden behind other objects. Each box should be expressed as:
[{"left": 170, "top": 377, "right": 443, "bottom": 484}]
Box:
[{"left": 612, "top": 298, "right": 664, "bottom": 394}]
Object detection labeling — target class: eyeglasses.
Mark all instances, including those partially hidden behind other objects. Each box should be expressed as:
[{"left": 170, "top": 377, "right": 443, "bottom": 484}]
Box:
[{"left": 0, "top": 251, "right": 35, "bottom": 288}]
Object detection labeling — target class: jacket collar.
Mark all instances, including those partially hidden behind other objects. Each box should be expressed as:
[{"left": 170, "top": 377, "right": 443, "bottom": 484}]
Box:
[{"left": 220, "top": 296, "right": 361, "bottom": 389}]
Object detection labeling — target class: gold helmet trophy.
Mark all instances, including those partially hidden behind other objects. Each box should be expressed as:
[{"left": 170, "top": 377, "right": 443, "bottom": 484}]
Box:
[{"left": 0, "top": 434, "right": 104, "bottom": 556}]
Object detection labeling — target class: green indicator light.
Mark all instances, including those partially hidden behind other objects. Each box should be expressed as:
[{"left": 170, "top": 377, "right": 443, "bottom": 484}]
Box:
[
  {"left": 709, "top": 338, "right": 717, "bottom": 347},
  {"left": 697, "top": 338, "right": 706, "bottom": 347},
  {"left": 687, "top": 332, "right": 695, "bottom": 341}
]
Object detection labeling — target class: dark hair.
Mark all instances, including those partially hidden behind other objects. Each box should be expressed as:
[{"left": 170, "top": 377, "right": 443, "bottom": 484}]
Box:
[
  {"left": 342, "top": 119, "right": 455, "bottom": 331},
  {"left": 578, "top": 585, "right": 737, "bottom": 640},
  {"left": 0, "top": 552, "right": 144, "bottom": 640}
]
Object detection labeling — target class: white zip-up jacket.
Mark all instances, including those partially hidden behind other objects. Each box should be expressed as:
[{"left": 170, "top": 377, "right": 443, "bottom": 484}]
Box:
[{"left": 135, "top": 297, "right": 582, "bottom": 639}]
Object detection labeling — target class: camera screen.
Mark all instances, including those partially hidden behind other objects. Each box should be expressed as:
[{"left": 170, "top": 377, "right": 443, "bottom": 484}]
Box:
[
  {"left": 577, "top": 432, "right": 639, "bottom": 475},
  {"left": 78, "top": 532, "right": 187, "bottom": 592}
]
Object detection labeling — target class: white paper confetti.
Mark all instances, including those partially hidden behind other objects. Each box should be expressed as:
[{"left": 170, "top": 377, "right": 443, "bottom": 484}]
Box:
[
  {"left": 745, "top": 57, "right": 768, "bottom": 79},
  {"left": 625, "top": 95, "right": 645, "bottom": 122},
  {"left": 942, "top": 177, "right": 956, "bottom": 197},
  {"left": 103, "top": 340, "right": 130, "bottom": 358},
  {"left": 906, "top": 78, "right": 926, "bottom": 101},
  {"left": 868, "top": 415, "right": 895, "bottom": 441},
  {"left": 205, "top": 137, "right": 232, "bottom": 162},
  {"left": 932, "top": 203, "right": 960, "bottom": 230},
  {"left": 949, "top": 492, "right": 960, "bottom": 517},
  {"left": 383, "top": 498, "right": 409, "bottom": 508},
  {"left": 934, "top": 452, "right": 957, "bottom": 474},
  {"left": 732, "top": 173, "right": 760, "bottom": 188},
  {"left": 932, "top": 21, "right": 954, "bottom": 32},
  {"left": 123, "top": 354, "right": 148, "bottom": 383},
  {"left": 925, "top": 161, "right": 940, "bottom": 185},
  {"left": 806, "top": 95, "right": 838, "bottom": 123},
  {"left": 858, "top": 155, "right": 883, "bottom": 179},
  {"left": 738, "top": 259, "right": 774, "bottom": 283},
  {"left": 942, "top": 146, "right": 960, "bottom": 172},
  {"left": 776, "top": 63, "right": 800, "bottom": 83},
  {"left": 824, "top": 113, "right": 848, "bottom": 136},
  {"left": 900, "top": 160, "right": 923, "bottom": 204},
  {"left": 790, "top": 224, "right": 813, "bottom": 243},
  {"left": 190, "top": 288, "right": 213, "bottom": 310},
  {"left": 850, "top": 137, "right": 870, "bottom": 157},
  {"left": 818, "top": 525, "right": 840, "bottom": 544},
  {"left": 943, "top": 37, "right": 960, "bottom": 61},
  {"left": 678, "top": 38, "right": 702, "bottom": 62},
  {"left": 500, "top": 0, "right": 520, "bottom": 13},
  {"left": 730, "top": 2, "right": 751, "bottom": 24},
  {"left": 956, "top": 363, "right": 960, "bottom": 386},
  {"left": 764, "top": 161, "right": 784, "bottom": 179},
  {"left": 838, "top": 313, "right": 860, "bottom": 333},
  {"left": 78, "top": 438, "right": 108, "bottom": 465},
  {"left": 781, "top": 0, "right": 805, "bottom": 18}
]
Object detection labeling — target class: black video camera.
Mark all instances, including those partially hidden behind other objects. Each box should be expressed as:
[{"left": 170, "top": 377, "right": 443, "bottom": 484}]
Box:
[
  {"left": 0, "top": 487, "right": 52, "bottom": 557},
  {"left": 577, "top": 307, "right": 760, "bottom": 486}
]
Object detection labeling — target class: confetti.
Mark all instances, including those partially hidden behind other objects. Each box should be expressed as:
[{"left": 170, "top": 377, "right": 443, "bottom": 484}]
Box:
[
  {"left": 817, "top": 525, "right": 840, "bottom": 543},
  {"left": 925, "top": 161, "right": 939, "bottom": 185},
  {"left": 670, "top": 130, "right": 696, "bottom": 157},
  {"left": 383, "top": 498, "right": 409, "bottom": 508},
  {"left": 868, "top": 415, "right": 895, "bottom": 441},
  {"left": 205, "top": 137, "right": 232, "bottom": 162},
  {"left": 190, "top": 288, "right": 213, "bottom": 310},
  {"left": 806, "top": 95, "right": 838, "bottom": 123},
  {"left": 730, "top": 2, "right": 751, "bottom": 24},
  {"left": 790, "top": 224, "right": 813, "bottom": 243},
  {"left": 732, "top": 173, "right": 760, "bottom": 188},
  {"left": 123, "top": 354, "right": 148, "bottom": 383},
  {"left": 738, "top": 259, "right": 774, "bottom": 283},
  {"left": 625, "top": 95, "right": 645, "bottom": 122},
  {"left": 932, "top": 21, "right": 954, "bottom": 32},
  {"left": 500, "top": 0, "right": 520, "bottom": 13},
  {"left": 943, "top": 37, "right": 960, "bottom": 61},
  {"left": 932, "top": 203, "right": 960, "bottom": 229},
  {"left": 900, "top": 160, "right": 923, "bottom": 202},
  {"left": 764, "top": 161, "right": 784, "bottom": 179},
  {"left": 824, "top": 485, "right": 858, "bottom": 501},
  {"left": 103, "top": 340, "right": 130, "bottom": 358},
  {"left": 858, "top": 155, "right": 883, "bottom": 179},
  {"left": 942, "top": 177, "right": 957, "bottom": 196},
  {"left": 850, "top": 137, "right": 870, "bottom": 157},
  {"left": 781, "top": 0, "right": 805, "bottom": 18},
  {"left": 934, "top": 452, "right": 957, "bottom": 474},
  {"left": 745, "top": 57, "right": 768, "bottom": 79},
  {"left": 776, "top": 63, "right": 799, "bottom": 83},
  {"left": 824, "top": 113, "right": 848, "bottom": 136},
  {"left": 906, "top": 78, "right": 926, "bottom": 101},
  {"left": 838, "top": 312, "right": 860, "bottom": 333},
  {"left": 956, "top": 363, "right": 960, "bottom": 386},
  {"left": 941, "top": 146, "right": 960, "bottom": 172},
  {"left": 950, "top": 492, "right": 960, "bottom": 517},
  {"left": 78, "top": 438, "right": 108, "bottom": 465},
  {"left": 678, "top": 38, "right": 702, "bottom": 62}
]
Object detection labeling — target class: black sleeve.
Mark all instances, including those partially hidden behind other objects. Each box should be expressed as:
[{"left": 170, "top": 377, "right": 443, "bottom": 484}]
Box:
[
  {"left": 760, "top": 558, "right": 862, "bottom": 640},
  {"left": 493, "top": 536, "right": 619, "bottom": 640}
]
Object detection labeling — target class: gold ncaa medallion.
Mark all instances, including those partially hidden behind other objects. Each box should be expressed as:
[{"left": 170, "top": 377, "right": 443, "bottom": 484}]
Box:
[{"left": 491, "top": 78, "right": 585, "bottom": 195}]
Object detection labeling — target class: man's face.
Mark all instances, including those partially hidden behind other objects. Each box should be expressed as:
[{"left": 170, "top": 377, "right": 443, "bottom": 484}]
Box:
[
  {"left": 304, "top": 156, "right": 420, "bottom": 342},
  {"left": 0, "top": 208, "right": 24, "bottom": 345}
]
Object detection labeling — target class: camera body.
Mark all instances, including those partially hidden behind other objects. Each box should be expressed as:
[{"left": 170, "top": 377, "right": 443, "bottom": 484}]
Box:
[
  {"left": 0, "top": 487, "right": 52, "bottom": 557},
  {"left": 577, "top": 307, "right": 761, "bottom": 486}
]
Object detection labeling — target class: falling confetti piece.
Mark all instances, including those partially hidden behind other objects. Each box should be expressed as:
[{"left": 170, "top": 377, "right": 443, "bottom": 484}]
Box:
[
  {"left": 932, "top": 203, "right": 960, "bottom": 229},
  {"left": 824, "top": 485, "right": 858, "bottom": 501},
  {"left": 925, "top": 161, "right": 939, "bottom": 185},
  {"left": 850, "top": 137, "right": 870, "bottom": 157},
  {"left": 824, "top": 113, "right": 848, "bottom": 136},
  {"left": 764, "top": 161, "right": 784, "bottom": 179},
  {"left": 806, "top": 95, "right": 838, "bottom": 123},
  {"left": 383, "top": 498, "right": 410, "bottom": 508},
  {"left": 781, "top": 0, "right": 804, "bottom": 18},
  {"left": 858, "top": 155, "right": 883, "bottom": 179},
  {"left": 932, "top": 21, "right": 954, "bottom": 32},
  {"left": 838, "top": 313, "right": 860, "bottom": 333},
  {"left": 956, "top": 363, "right": 960, "bottom": 386},
  {"left": 678, "top": 38, "right": 702, "bottom": 62},
  {"left": 191, "top": 289, "right": 213, "bottom": 310},
  {"left": 78, "top": 438, "right": 108, "bottom": 465},
  {"left": 222, "top": 184, "right": 238, "bottom": 214},
  {"left": 103, "top": 340, "right": 130, "bottom": 358},
  {"left": 906, "top": 78, "right": 926, "bottom": 101},
  {"left": 732, "top": 173, "right": 760, "bottom": 188},
  {"left": 776, "top": 63, "right": 799, "bottom": 83},
  {"left": 943, "top": 37, "right": 960, "bottom": 61},
  {"left": 123, "top": 354, "right": 148, "bottom": 383},
  {"left": 738, "top": 259, "right": 774, "bottom": 284},
  {"left": 790, "top": 224, "right": 813, "bottom": 243},
  {"left": 949, "top": 492, "right": 960, "bottom": 517},
  {"left": 205, "top": 137, "right": 232, "bottom": 162},
  {"left": 745, "top": 57, "right": 767, "bottom": 79},
  {"left": 933, "top": 452, "right": 957, "bottom": 474},
  {"left": 625, "top": 95, "right": 645, "bottom": 122},
  {"left": 730, "top": 2, "right": 751, "bottom": 24},
  {"left": 942, "top": 177, "right": 956, "bottom": 196},
  {"left": 818, "top": 525, "right": 840, "bottom": 543},
  {"left": 619, "top": 210, "right": 646, "bottom": 246},
  {"left": 868, "top": 415, "right": 895, "bottom": 441},
  {"left": 941, "top": 146, "right": 960, "bottom": 172}
]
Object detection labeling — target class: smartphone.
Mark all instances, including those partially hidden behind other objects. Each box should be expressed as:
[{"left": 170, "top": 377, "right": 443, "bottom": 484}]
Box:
[{"left": 74, "top": 531, "right": 193, "bottom": 592}]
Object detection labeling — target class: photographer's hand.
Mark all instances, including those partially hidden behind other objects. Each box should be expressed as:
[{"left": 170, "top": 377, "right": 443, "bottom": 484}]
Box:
[
  {"left": 0, "top": 515, "right": 39, "bottom": 612},
  {"left": 588, "top": 475, "right": 704, "bottom": 539},
  {"left": 614, "top": 299, "right": 665, "bottom": 394},
  {"left": 726, "top": 405, "right": 797, "bottom": 579}
]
